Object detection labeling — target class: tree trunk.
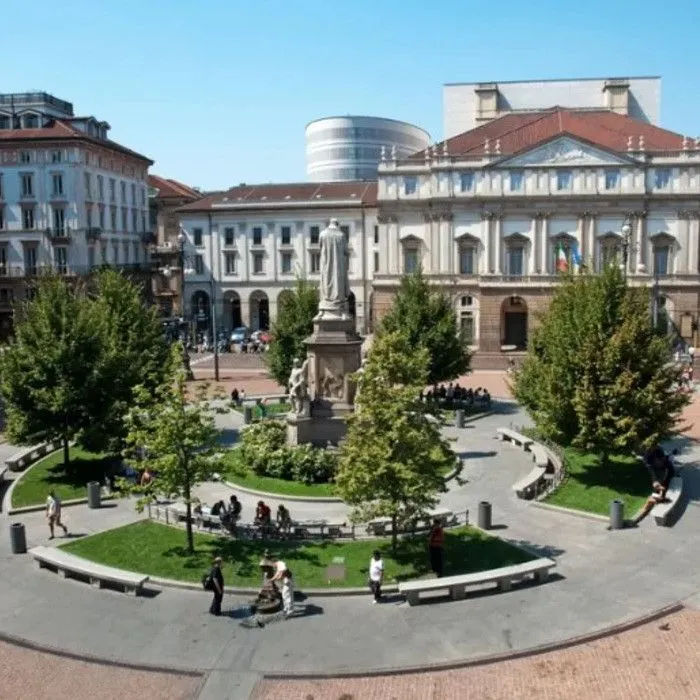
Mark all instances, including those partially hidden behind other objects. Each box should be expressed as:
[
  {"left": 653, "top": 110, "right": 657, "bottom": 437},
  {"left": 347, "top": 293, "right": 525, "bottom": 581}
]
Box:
[
  {"left": 184, "top": 470, "right": 194, "bottom": 554},
  {"left": 63, "top": 436, "right": 70, "bottom": 470},
  {"left": 391, "top": 514, "right": 398, "bottom": 553}
]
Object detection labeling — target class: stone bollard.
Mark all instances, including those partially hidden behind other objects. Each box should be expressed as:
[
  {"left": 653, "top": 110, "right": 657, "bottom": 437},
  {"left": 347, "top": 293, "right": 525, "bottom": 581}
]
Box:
[
  {"left": 478, "top": 501, "right": 492, "bottom": 530},
  {"left": 87, "top": 481, "right": 101, "bottom": 509},
  {"left": 455, "top": 409, "right": 464, "bottom": 429},
  {"left": 10, "top": 523, "right": 26, "bottom": 554},
  {"left": 243, "top": 406, "right": 253, "bottom": 425},
  {"left": 609, "top": 499, "right": 624, "bottom": 530}
]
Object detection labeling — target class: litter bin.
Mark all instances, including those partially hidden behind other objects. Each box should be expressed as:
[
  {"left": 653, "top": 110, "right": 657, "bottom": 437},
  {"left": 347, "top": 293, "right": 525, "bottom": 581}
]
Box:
[
  {"left": 10, "top": 523, "right": 26, "bottom": 554},
  {"left": 609, "top": 499, "right": 624, "bottom": 530},
  {"left": 243, "top": 406, "right": 253, "bottom": 425},
  {"left": 455, "top": 409, "right": 464, "bottom": 429},
  {"left": 87, "top": 481, "right": 101, "bottom": 509},
  {"left": 478, "top": 501, "right": 492, "bottom": 530}
]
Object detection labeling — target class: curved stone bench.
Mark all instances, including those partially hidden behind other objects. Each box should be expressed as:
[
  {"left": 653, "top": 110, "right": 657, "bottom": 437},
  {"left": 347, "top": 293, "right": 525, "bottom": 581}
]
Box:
[
  {"left": 512, "top": 466, "right": 547, "bottom": 499},
  {"left": 496, "top": 428, "right": 534, "bottom": 450},
  {"left": 398, "top": 557, "right": 556, "bottom": 605},
  {"left": 654, "top": 476, "right": 684, "bottom": 526},
  {"left": 5, "top": 441, "right": 59, "bottom": 472}
]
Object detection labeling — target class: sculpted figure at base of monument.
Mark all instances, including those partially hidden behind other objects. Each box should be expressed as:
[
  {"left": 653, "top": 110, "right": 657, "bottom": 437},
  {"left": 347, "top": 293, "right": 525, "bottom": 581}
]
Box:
[{"left": 288, "top": 358, "right": 310, "bottom": 417}]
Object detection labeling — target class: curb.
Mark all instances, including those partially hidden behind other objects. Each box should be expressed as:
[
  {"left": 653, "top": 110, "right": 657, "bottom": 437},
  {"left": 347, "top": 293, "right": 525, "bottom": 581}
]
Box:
[
  {"left": 223, "top": 480, "right": 343, "bottom": 504},
  {"left": 529, "top": 500, "right": 610, "bottom": 523},
  {"left": 7, "top": 494, "right": 116, "bottom": 516}
]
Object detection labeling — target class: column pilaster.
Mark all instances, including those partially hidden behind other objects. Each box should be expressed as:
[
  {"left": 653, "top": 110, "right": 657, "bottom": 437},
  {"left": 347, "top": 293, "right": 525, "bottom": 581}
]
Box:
[
  {"left": 540, "top": 213, "right": 549, "bottom": 274},
  {"left": 494, "top": 215, "right": 502, "bottom": 274},
  {"left": 636, "top": 211, "right": 647, "bottom": 273}
]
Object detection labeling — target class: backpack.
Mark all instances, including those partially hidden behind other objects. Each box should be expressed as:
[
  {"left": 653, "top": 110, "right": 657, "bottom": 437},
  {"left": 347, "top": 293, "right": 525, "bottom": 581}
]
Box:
[{"left": 202, "top": 572, "right": 214, "bottom": 591}]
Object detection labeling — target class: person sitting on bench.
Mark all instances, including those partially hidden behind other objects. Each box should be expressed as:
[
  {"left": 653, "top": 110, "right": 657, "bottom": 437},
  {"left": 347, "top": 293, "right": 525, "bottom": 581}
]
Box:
[{"left": 632, "top": 446, "right": 675, "bottom": 525}]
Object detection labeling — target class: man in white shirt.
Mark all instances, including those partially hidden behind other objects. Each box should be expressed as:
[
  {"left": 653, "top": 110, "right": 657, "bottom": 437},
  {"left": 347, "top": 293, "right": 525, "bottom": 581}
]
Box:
[
  {"left": 271, "top": 558, "right": 294, "bottom": 618},
  {"left": 46, "top": 490, "right": 68, "bottom": 539},
  {"left": 369, "top": 550, "right": 384, "bottom": 604}
]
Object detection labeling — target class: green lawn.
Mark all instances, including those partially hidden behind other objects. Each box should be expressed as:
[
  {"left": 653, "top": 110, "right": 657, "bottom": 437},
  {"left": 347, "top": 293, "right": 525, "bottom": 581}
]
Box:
[
  {"left": 544, "top": 449, "right": 650, "bottom": 516},
  {"left": 11, "top": 447, "right": 115, "bottom": 508},
  {"left": 61, "top": 519, "right": 535, "bottom": 588},
  {"left": 221, "top": 449, "right": 336, "bottom": 498}
]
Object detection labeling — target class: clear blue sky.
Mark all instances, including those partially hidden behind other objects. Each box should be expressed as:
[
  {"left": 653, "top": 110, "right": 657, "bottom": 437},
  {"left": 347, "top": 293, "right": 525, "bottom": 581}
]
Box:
[{"left": 3, "top": 0, "right": 698, "bottom": 191}]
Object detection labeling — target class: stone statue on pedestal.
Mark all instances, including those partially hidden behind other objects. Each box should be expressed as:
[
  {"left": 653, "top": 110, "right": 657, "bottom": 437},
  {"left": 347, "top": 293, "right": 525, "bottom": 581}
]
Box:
[
  {"left": 317, "top": 218, "right": 349, "bottom": 319},
  {"left": 288, "top": 358, "right": 310, "bottom": 416}
]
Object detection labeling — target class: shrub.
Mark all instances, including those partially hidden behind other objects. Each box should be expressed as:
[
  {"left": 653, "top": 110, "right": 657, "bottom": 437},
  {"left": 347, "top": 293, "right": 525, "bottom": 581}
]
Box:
[{"left": 290, "top": 444, "right": 338, "bottom": 484}]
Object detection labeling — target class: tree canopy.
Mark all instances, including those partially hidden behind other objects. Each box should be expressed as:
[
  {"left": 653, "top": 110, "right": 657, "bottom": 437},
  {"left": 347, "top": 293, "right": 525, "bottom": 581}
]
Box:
[
  {"left": 265, "top": 278, "right": 319, "bottom": 387},
  {"left": 513, "top": 264, "right": 689, "bottom": 453},
  {"left": 379, "top": 269, "right": 470, "bottom": 384},
  {"left": 335, "top": 331, "right": 455, "bottom": 550}
]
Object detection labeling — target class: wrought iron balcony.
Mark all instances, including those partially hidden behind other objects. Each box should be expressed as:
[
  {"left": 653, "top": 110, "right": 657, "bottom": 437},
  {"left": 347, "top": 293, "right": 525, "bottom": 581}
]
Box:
[{"left": 45, "top": 227, "right": 71, "bottom": 243}]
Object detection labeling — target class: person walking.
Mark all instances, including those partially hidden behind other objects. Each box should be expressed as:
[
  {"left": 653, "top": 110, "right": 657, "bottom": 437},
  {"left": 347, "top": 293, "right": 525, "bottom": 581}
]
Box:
[
  {"left": 208, "top": 556, "right": 224, "bottom": 616},
  {"left": 46, "top": 491, "right": 68, "bottom": 539},
  {"left": 368, "top": 550, "right": 384, "bottom": 604},
  {"left": 428, "top": 518, "right": 445, "bottom": 578}
]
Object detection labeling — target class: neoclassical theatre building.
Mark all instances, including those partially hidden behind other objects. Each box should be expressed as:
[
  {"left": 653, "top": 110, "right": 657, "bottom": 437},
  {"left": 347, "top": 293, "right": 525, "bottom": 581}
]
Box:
[{"left": 373, "top": 107, "right": 700, "bottom": 363}]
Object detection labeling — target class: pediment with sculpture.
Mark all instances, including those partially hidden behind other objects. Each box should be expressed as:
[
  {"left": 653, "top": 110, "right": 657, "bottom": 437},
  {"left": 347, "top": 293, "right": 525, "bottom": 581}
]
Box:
[{"left": 497, "top": 136, "right": 631, "bottom": 168}]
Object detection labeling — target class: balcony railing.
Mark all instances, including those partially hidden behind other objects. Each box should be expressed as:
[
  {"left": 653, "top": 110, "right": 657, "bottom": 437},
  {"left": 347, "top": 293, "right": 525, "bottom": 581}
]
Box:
[
  {"left": 45, "top": 227, "right": 71, "bottom": 243},
  {"left": 86, "top": 227, "right": 103, "bottom": 240}
]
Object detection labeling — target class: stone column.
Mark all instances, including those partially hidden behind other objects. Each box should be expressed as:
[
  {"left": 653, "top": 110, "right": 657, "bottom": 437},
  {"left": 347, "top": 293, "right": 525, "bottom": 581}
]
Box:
[
  {"left": 482, "top": 213, "right": 492, "bottom": 273},
  {"left": 587, "top": 215, "right": 596, "bottom": 271},
  {"left": 388, "top": 217, "right": 399, "bottom": 274},
  {"left": 576, "top": 214, "right": 585, "bottom": 261},
  {"left": 440, "top": 214, "right": 452, "bottom": 273},
  {"left": 540, "top": 214, "right": 549, "bottom": 274},
  {"left": 532, "top": 215, "right": 540, "bottom": 273},
  {"left": 679, "top": 211, "right": 691, "bottom": 273},
  {"left": 628, "top": 214, "right": 638, "bottom": 275},
  {"left": 690, "top": 213, "right": 700, "bottom": 274},
  {"left": 494, "top": 215, "right": 502, "bottom": 274},
  {"left": 636, "top": 212, "right": 647, "bottom": 273}
]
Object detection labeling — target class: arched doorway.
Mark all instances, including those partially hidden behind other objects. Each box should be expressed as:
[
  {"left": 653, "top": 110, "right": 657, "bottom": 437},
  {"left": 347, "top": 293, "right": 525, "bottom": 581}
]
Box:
[
  {"left": 223, "top": 291, "right": 242, "bottom": 330},
  {"left": 249, "top": 290, "right": 269, "bottom": 331},
  {"left": 501, "top": 296, "right": 528, "bottom": 350},
  {"left": 347, "top": 291, "right": 356, "bottom": 320},
  {"left": 191, "top": 290, "right": 210, "bottom": 335}
]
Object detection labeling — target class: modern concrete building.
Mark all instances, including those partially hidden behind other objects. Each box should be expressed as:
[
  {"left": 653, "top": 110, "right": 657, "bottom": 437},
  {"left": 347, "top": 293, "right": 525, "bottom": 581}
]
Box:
[
  {"left": 0, "top": 92, "right": 152, "bottom": 337},
  {"left": 443, "top": 76, "right": 661, "bottom": 139},
  {"left": 375, "top": 106, "right": 700, "bottom": 366},
  {"left": 177, "top": 181, "right": 378, "bottom": 337},
  {"left": 305, "top": 116, "right": 430, "bottom": 182}
]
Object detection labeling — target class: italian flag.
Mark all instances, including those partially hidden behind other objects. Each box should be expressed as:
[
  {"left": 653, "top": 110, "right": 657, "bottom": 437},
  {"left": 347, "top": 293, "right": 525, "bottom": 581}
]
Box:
[{"left": 556, "top": 243, "right": 568, "bottom": 273}]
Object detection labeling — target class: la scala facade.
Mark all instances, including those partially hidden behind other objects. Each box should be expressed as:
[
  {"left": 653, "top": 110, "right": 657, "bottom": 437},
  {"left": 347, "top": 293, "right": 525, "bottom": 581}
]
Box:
[{"left": 374, "top": 107, "right": 700, "bottom": 363}]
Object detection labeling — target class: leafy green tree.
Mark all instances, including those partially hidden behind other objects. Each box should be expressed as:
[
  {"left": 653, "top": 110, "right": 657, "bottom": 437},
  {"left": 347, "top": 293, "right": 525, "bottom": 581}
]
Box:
[
  {"left": 265, "top": 278, "right": 319, "bottom": 387},
  {"left": 514, "top": 265, "right": 688, "bottom": 453},
  {"left": 335, "top": 331, "right": 455, "bottom": 550},
  {"left": 379, "top": 269, "right": 470, "bottom": 384},
  {"left": 82, "top": 269, "right": 170, "bottom": 453},
  {"left": 119, "top": 347, "right": 227, "bottom": 553},
  {"left": 0, "top": 276, "right": 103, "bottom": 468}
]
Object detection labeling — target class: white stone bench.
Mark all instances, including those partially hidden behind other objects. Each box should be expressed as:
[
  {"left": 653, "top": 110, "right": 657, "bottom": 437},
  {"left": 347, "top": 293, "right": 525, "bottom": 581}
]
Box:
[
  {"left": 496, "top": 428, "right": 534, "bottom": 450},
  {"left": 530, "top": 444, "right": 549, "bottom": 468},
  {"left": 5, "top": 441, "right": 58, "bottom": 472},
  {"left": 512, "top": 466, "right": 547, "bottom": 499},
  {"left": 29, "top": 546, "right": 149, "bottom": 595},
  {"left": 654, "top": 476, "right": 684, "bottom": 526},
  {"left": 366, "top": 509, "right": 456, "bottom": 536},
  {"left": 398, "top": 557, "right": 556, "bottom": 605}
]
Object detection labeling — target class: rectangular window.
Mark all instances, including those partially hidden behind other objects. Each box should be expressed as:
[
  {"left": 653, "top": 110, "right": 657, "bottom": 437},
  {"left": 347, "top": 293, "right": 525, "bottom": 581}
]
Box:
[
  {"left": 510, "top": 171, "right": 524, "bottom": 191},
  {"left": 459, "top": 172, "right": 474, "bottom": 192},
  {"left": 84, "top": 172, "right": 91, "bottom": 197},
  {"left": 508, "top": 247, "right": 524, "bottom": 276},
  {"left": 97, "top": 175, "right": 104, "bottom": 200},
  {"left": 193, "top": 227, "right": 203, "bottom": 247},
  {"left": 459, "top": 247, "right": 474, "bottom": 275},
  {"left": 52, "top": 208, "right": 65, "bottom": 232},
  {"left": 109, "top": 179, "right": 116, "bottom": 201},
  {"left": 88, "top": 246, "right": 95, "bottom": 268},
  {"left": 194, "top": 255, "right": 204, "bottom": 275},
  {"left": 605, "top": 169, "right": 620, "bottom": 190},
  {"left": 141, "top": 187, "right": 146, "bottom": 206},
  {"left": 310, "top": 252, "right": 320, "bottom": 273},
  {"left": 556, "top": 170, "right": 572, "bottom": 191},
  {"left": 0, "top": 173, "right": 3, "bottom": 198},
  {"left": 120, "top": 181, "right": 126, "bottom": 203},
  {"left": 224, "top": 227, "right": 235, "bottom": 246},
  {"left": 112, "top": 243, "right": 119, "bottom": 264},
  {"left": 86, "top": 206, "right": 93, "bottom": 229},
  {"left": 281, "top": 252, "right": 292, "bottom": 273},
  {"left": 54, "top": 247, "right": 67, "bottom": 274},
  {"left": 404, "top": 248, "right": 418, "bottom": 273},
  {"left": 121, "top": 208, "right": 127, "bottom": 232},
  {"left": 654, "top": 168, "right": 671, "bottom": 189},
  {"left": 52, "top": 173, "right": 63, "bottom": 196},
  {"left": 374, "top": 225, "right": 379, "bottom": 244},
  {"left": 99, "top": 207, "right": 105, "bottom": 229},
  {"left": 22, "top": 207, "right": 35, "bottom": 229},
  {"left": 141, "top": 213, "right": 146, "bottom": 232},
  {"left": 0, "top": 206, "right": 4, "bottom": 230},
  {"left": 404, "top": 176, "right": 417, "bottom": 195},
  {"left": 124, "top": 242, "right": 130, "bottom": 263},
  {"left": 224, "top": 252, "right": 237, "bottom": 275},
  {"left": 281, "top": 226, "right": 291, "bottom": 246},
  {"left": 51, "top": 150, "right": 61, "bottom": 163},
  {"left": 253, "top": 252, "right": 264, "bottom": 274},
  {"left": 24, "top": 246, "right": 37, "bottom": 275},
  {"left": 0, "top": 246, "right": 7, "bottom": 275},
  {"left": 110, "top": 208, "right": 116, "bottom": 231},
  {"left": 309, "top": 226, "right": 320, "bottom": 245},
  {"left": 374, "top": 251, "right": 379, "bottom": 272},
  {"left": 20, "top": 151, "right": 31, "bottom": 164},
  {"left": 252, "top": 227, "right": 263, "bottom": 246},
  {"left": 131, "top": 183, "right": 136, "bottom": 205},
  {"left": 654, "top": 246, "right": 669, "bottom": 275},
  {"left": 132, "top": 210, "right": 137, "bottom": 232},
  {"left": 460, "top": 313, "right": 474, "bottom": 344},
  {"left": 101, "top": 244, "right": 107, "bottom": 262},
  {"left": 21, "top": 173, "right": 33, "bottom": 196},
  {"left": 0, "top": 115, "right": 9, "bottom": 129}
]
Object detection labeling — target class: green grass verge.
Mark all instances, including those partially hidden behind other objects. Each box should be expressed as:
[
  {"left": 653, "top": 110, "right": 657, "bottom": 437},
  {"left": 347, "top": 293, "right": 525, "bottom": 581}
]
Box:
[
  {"left": 61, "top": 519, "right": 535, "bottom": 588},
  {"left": 544, "top": 448, "right": 650, "bottom": 516},
  {"left": 11, "top": 447, "right": 114, "bottom": 508},
  {"left": 221, "top": 449, "right": 336, "bottom": 498}
]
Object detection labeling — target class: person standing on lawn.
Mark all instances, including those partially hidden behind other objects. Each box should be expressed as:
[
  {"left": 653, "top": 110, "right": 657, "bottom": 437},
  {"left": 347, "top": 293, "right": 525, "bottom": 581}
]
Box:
[
  {"left": 428, "top": 518, "right": 445, "bottom": 577},
  {"left": 46, "top": 491, "right": 68, "bottom": 539},
  {"left": 208, "top": 556, "right": 224, "bottom": 616},
  {"left": 368, "top": 550, "right": 384, "bottom": 603}
]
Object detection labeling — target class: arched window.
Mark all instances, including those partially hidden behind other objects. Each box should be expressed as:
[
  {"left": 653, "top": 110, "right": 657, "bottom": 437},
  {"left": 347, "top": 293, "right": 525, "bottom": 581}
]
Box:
[
  {"left": 599, "top": 233, "right": 622, "bottom": 270},
  {"left": 402, "top": 237, "right": 421, "bottom": 273},
  {"left": 456, "top": 233, "right": 479, "bottom": 275},
  {"left": 505, "top": 233, "right": 528, "bottom": 278},
  {"left": 651, "top": 233, "right": 674, "bottom": 277}
]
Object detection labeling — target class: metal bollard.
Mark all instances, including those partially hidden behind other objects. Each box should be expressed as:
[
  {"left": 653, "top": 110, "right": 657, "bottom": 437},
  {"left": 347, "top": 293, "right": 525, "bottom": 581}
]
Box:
[
  {"left": 243, "top": 406, "right": 253, "bottom": 425},
  {"left": 10, "top": 523, "right": 26, "bottom": 554},
  {"left": 609, "top": 499, "right": 624, "bottom": 530},
  {"left": 455, "top": 409, "right": 464, "bottom": 429},
  {"left": 87, "top": 481, "right": 101, "bottom": 509},
  {"left": 477, "top": 501, "right": 492, "bottom": 530}
]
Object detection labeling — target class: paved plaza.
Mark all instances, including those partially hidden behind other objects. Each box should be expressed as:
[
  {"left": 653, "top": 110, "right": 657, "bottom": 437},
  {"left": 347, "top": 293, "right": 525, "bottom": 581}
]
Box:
[{"left": 1, "top": 382, "right": 699, "bottom": 698}]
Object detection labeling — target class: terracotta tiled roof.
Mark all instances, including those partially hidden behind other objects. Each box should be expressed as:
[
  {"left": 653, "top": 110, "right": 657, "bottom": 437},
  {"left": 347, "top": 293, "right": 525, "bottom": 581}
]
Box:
[
  {"left": 410, "top": 107, "right": 686, "bottom": 160},
  {"left": 0, "top": 118, "right": 153, "bottom": 163},
  {"left": 178, "top": 180, "right": 377, "bottom": 212},
  {"left": 148, "top": 174, "right": 201, "bottom": 200}
]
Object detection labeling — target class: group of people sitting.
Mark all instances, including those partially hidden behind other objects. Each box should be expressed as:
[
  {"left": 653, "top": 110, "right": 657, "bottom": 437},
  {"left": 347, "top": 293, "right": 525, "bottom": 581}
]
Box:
[
  {"left": 194, "top": 496, "right": 293, "bottom": 537},
  {"left": 254, "top": 500, "right": 293, "bottom": 536},
  {"left": 423, "top": 383, "right": 491, "bottom": 408}
]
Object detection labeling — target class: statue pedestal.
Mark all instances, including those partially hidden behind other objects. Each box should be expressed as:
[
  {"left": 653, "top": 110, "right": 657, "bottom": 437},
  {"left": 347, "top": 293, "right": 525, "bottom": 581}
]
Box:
[{"left": 290, "top": 315, "right": 362, "bottom": 446}]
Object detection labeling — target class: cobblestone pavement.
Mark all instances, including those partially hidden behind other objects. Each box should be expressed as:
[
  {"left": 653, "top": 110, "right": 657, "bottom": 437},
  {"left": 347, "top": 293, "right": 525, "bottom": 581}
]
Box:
[
  {"left": 251, "top": 607, "right": 700, "bottom": 700},
  {"left": 0, "top": 639, "right": 203, "bottom": 700}
]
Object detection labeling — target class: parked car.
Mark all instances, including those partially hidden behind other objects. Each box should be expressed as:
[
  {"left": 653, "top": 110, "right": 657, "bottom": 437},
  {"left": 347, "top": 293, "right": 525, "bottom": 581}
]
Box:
[{"left": 230, "top": 326, "right": 249, "bottom": 343}]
